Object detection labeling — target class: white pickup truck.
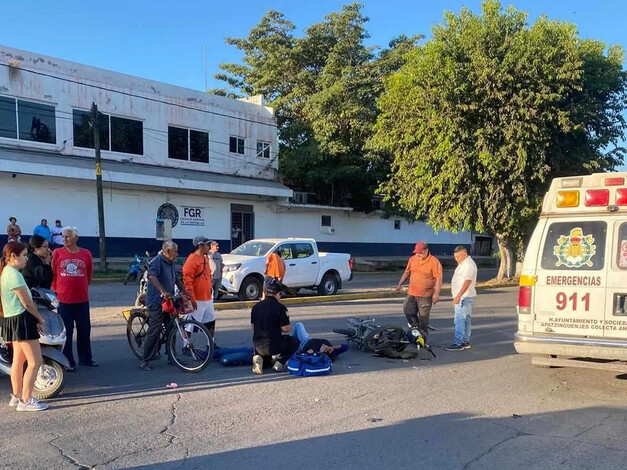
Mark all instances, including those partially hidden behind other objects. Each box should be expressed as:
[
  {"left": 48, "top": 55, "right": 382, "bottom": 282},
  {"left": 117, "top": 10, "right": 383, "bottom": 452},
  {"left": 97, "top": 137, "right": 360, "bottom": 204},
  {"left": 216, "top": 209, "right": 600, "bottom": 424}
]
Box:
[{"left": 220, "top": 238, "right": 353, "bottom": 301}]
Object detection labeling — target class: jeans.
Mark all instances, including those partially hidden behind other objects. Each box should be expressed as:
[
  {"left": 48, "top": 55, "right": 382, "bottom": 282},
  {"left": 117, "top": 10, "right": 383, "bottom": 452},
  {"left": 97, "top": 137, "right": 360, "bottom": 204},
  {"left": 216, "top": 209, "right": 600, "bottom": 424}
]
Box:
[
  {"left": 403, "top": 296, "right": 433, "bottom": 337},
  {"left": 291, "top": 322, "right": 310, "bottom": 349},
  {"left": 454, "top": 297, "right": 476, "bottom": 346},
  {"left": 212, "top": 278, "right": 221, "bottom": 301},
  {"left": 58, "top": 301, "right": 92, "bottom": 366}
]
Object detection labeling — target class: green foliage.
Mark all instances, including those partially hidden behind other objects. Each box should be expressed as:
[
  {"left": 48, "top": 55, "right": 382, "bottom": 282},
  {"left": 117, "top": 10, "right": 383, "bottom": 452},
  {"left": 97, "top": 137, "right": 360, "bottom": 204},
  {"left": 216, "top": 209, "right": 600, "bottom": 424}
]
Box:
[
  {"left": 371, "top": 0, "right": 627, "bottom": 245},
  {"left": 214, "top": 4, "right": 421, "bottom": 211}
]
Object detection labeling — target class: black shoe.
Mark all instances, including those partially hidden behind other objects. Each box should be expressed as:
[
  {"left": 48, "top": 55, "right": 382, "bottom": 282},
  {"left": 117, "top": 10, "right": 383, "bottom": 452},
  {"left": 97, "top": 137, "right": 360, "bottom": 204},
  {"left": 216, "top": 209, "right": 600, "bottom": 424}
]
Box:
[
  {"left": 444, "top": 344, "right": 465, "bottom": 351},
  {"left": 79, "top": 361, "right": 99, "bottom": 367},
  {"left": 139, "top": 362, "right": 152, "bottom": 371},
  {"left": 462, "top": 343, "right": 471, "bottom": 350}
]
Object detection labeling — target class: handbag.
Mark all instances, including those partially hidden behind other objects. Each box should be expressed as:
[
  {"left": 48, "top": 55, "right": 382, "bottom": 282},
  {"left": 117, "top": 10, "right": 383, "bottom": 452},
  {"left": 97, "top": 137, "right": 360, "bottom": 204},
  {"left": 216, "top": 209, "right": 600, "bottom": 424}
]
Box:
[{"left": 287, "top": 352, "right": 332, "bottom": 377}]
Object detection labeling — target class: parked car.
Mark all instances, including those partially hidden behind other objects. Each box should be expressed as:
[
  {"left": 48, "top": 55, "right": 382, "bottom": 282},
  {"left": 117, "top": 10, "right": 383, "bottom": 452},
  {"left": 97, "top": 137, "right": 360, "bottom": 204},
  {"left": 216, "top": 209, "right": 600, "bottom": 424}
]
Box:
[{"left": 221, "top": 238, "right": 353, "bottom": 301}]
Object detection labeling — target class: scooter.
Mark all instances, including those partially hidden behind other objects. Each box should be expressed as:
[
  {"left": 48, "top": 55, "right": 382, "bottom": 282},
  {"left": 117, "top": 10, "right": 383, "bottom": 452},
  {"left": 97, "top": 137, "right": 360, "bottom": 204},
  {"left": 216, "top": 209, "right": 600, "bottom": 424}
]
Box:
[
  {"left": 123, "top": 254, "right": 148, "bottom": 285},
  {"left": 135, "top": 251, "right": 154, "bottom": 307},
  {"left": 0, "top": 287, "right": 70, "bottom": 399}
]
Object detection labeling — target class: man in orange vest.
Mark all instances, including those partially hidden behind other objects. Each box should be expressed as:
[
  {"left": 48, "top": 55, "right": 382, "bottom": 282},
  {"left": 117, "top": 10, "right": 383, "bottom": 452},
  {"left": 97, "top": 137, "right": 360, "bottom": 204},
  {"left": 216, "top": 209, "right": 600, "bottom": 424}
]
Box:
[{"left": 262, "top": 250, "right": 286, "bottom": 300}]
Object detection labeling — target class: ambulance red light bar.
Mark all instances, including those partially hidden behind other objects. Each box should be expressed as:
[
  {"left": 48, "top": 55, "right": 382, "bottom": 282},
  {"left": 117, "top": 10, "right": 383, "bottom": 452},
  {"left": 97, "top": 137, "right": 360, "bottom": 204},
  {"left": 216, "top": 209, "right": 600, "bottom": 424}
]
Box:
[
  {"left": 617, "top": 188, "right": 627, "bottom": 206},
  {"left": 605, "top": 177, "right": 625, "bottom": 186},
  {"left": 585, "top": 189, "right": 609, "bottom": 207}
]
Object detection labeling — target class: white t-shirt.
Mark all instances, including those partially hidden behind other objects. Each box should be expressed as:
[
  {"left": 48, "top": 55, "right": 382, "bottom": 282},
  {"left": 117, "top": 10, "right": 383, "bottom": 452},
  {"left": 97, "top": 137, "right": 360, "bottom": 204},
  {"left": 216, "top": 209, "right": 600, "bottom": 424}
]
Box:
[{"left": 451, "top": 256, "right": 477, "bottom": 298}]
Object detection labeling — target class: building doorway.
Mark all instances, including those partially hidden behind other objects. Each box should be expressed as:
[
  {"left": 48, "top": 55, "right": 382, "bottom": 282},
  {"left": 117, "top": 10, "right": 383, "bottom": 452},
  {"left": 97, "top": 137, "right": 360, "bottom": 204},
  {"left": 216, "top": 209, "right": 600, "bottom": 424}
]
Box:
[{"left": 231, "top": 204, "right": 254, "bottom": 250}]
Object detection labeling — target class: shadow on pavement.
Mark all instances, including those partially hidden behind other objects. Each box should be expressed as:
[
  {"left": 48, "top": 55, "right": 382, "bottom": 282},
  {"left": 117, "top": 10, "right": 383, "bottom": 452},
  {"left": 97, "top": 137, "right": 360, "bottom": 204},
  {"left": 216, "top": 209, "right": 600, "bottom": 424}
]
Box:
[{"left": 121, "top": 407, "right": 627, "bottom": 470}]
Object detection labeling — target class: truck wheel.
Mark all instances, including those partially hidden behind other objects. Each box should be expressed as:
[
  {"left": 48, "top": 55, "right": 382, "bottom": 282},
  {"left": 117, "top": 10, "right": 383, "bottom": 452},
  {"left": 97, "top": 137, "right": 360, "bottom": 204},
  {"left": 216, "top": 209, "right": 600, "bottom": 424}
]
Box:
[
  {"left": 239, "top": 277, "right": 262, "bottom": 301},
  {"left": 318, "top": 273, "right": 339, "bottom": 296}
]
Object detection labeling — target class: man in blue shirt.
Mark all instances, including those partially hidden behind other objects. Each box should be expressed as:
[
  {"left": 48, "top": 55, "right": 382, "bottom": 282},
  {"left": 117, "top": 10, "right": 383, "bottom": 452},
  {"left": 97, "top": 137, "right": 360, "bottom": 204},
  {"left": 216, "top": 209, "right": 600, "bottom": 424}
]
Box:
[
  {"left": 33, "top": 219, "right": 52, "bottom": 243},
  {"left": 140, "top": 241, "right": 189, "bottom": 371}
]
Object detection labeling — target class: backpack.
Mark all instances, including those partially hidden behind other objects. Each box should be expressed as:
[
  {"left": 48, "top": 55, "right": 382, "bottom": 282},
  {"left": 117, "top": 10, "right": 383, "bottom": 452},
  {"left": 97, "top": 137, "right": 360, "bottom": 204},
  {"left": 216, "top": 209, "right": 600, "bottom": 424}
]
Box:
[{"left": 287, "top": 352, "right": 332, "bottom": 377}]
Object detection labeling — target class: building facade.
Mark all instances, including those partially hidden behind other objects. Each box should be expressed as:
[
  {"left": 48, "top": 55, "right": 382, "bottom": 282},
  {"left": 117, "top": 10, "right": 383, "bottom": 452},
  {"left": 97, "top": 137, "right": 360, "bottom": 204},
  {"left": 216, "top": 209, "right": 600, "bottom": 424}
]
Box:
[{"left": 0, "top": 45, "right": 479, "bottom": 258}]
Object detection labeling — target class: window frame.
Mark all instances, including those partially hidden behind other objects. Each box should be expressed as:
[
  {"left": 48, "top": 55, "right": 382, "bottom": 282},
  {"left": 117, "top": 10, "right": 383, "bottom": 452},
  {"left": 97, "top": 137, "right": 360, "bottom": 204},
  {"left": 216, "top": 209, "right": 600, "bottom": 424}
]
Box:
[
  {"left": 110, "top": 115, "right": 143, "bottom": 155},
  {"left": 540, "top": 221, "right": 607, "bottom": 271},
  {"left": 256, "top": 141, "right": 271, "bottom": 158},
  {"left": 0, "top": 96, "right": 56, "bottom": 144},
  {"left": 618, "top": 222, "right": 627, "bottom": 270},
  {"left": 229, "top": 136, "right": 245, "bottom": 155},
  {"left": 394, "top": 220, "right": 401, "bottom": 230},
  {"left": 167, "top": 125, "right": 210, "bottom": 163},
  {"left": 293, "top": 243, "right": 314, "bottom": 259},
  {"left": 321, "top": 215, "right": 332, "bottom": 227},
  {"left": 72, "top": 109, "right": 110, "bottom": 150}
]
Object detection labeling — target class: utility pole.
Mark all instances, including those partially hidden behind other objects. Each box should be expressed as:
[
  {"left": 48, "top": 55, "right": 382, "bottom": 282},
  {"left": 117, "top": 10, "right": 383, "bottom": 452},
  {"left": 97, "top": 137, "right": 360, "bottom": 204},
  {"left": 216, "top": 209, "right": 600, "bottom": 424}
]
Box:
[{"left": 91, "top": 102, "right": 107, "bottom": 272}]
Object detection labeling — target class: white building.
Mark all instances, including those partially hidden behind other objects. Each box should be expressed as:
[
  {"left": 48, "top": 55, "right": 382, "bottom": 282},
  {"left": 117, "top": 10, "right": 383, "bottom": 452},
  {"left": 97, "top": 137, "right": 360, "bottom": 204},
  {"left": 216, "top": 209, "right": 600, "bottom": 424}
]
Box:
[{"left": 0, "top": 45, "right": 480, "bottom": 258}]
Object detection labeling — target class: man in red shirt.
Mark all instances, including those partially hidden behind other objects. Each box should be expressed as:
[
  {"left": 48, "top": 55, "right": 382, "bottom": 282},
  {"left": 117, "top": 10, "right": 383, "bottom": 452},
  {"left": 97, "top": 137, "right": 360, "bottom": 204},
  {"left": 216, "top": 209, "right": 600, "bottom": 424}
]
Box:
[
  {"left": 395, "top": 241, "right": 443, "bottom": 338},
  {"left": 52, "top": 226, "right": 95, "bottom": 371}
]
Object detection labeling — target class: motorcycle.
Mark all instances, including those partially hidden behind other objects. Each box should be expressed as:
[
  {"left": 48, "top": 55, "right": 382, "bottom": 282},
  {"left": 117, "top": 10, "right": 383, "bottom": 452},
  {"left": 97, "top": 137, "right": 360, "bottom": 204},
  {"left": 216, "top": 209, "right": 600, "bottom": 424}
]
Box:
[
  {"left": 0, "top": 287, "right": 70, "bottom": 399},
  {"left": 123, "top": 253, "right": 148, "bottom": 285},
  {"left": 135, "top": 251, "right": 154, "bottom": 307}
]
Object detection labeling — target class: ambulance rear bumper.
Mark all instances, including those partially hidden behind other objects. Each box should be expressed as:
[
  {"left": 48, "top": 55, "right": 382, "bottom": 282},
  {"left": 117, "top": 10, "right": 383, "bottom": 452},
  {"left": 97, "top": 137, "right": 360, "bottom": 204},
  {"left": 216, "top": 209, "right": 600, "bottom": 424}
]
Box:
[{"left": 515, "top": 333, "right": 627, "bottom": 361}]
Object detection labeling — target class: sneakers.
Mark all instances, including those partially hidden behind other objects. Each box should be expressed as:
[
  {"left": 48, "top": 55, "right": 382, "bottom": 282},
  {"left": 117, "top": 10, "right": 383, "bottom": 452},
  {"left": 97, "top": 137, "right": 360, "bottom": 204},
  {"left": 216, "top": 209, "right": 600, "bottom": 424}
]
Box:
[
  {"left": 272, "top": 361, "right": 286, "bottom": 373},
  {"left": 444, "top": 343, "right": 465, "bottom": 351},
  {"left": 252, "top": 355, "right": 263, "bottom": 375},
  {"left": 462, "top": 342, "right": 471, "bottom": 350},
  {"left": 9, "top": 394, "right": 19, "bottom": 407},
  {"left": 16, "top": 398, "right": 48, "bottom": 412}
]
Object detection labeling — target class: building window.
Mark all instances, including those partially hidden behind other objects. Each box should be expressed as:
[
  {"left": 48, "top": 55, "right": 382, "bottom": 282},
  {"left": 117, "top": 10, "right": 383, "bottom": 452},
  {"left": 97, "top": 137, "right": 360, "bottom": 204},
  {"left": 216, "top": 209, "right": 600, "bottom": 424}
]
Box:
[
  {"left": 256, "top": 141, "right": 270, "bottom": 158},
  {"left": 0, "top": 96, "right": 17, "bottom": 139},
  {"left": 73, "top": 109, "right": 110, "bottom": 150},
  {"left": 111, "top": 116, "right": 143, "bottom": 155},
  {"left": 229, "top": 136, "right": 245, "bottom": 155},
  {"left": 321, "top": 215, "right": 332, "bottom": 227},
  {"left": 168, "top": 126, "right": 209, "bottom": 163},
  {"left": 0, "top": 97, "right": 56, "bottom": 143},
  {"left": 394, "top": 220, "right": 401, "bottom": 230}
]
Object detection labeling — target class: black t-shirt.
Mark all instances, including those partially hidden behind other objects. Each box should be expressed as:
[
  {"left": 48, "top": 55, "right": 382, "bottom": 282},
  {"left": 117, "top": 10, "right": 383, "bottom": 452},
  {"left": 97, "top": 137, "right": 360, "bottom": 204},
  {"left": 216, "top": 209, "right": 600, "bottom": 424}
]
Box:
[{"left": 251, "top": 297, "right": 290, "bottom": 348}]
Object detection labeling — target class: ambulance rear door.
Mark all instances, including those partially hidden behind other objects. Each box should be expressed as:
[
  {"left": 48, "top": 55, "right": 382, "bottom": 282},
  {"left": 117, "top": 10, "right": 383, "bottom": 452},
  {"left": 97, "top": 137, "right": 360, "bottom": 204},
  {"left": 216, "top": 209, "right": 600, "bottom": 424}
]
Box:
[
  {"left": 532, "top": 218, "right": 608, "bottom": 337},
  {"left": 604, "top": 220, "right": 627, "bottom": 339}
]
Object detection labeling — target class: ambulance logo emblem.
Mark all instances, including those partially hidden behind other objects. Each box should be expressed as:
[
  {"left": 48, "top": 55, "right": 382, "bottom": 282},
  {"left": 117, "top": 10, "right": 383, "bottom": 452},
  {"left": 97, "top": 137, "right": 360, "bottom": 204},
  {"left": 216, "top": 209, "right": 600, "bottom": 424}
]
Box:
[{"left": 554, "top": 227, "right": 596, "bottom": 268}]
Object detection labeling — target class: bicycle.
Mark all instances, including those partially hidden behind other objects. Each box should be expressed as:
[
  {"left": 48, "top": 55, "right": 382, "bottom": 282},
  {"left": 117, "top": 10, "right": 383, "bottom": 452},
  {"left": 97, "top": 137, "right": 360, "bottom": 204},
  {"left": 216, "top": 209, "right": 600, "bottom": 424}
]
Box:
[{"left": 122, "top": 304, "right": 214, "bottom": 373}]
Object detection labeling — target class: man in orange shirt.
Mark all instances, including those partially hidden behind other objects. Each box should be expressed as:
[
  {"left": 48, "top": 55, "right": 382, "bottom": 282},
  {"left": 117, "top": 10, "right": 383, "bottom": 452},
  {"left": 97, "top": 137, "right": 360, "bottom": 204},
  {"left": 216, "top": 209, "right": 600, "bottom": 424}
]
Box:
[
  {"left": 395, "top": 241, "right": 443, "bottom": 337},
  {"left": 182, "top": 236, "right": 216, "bottom": 337},
  {"left": 262, "top": 251, "right": 287, "bottom": 300}
]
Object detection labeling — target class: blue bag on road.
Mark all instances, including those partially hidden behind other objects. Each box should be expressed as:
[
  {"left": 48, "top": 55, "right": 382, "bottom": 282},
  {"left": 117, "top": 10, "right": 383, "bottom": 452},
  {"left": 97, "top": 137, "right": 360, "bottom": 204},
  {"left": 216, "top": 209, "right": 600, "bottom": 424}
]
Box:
[{"left": 287, "top": 352, "right": 332, "bottom": 377}]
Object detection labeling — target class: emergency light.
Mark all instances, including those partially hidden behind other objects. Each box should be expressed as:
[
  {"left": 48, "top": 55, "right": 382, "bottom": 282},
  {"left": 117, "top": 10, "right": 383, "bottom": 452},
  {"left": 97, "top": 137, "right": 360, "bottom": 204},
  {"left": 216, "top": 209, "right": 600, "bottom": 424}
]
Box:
[
  {"left": 585, "top": 189, "right": 609, "bottom": 207},
  {"left": 556, "top": 190, "right": 579, "bottom": 208},
  {"left": 605, "top": 177, "right": 625, "bottom": 186},
  {"left": 617, "top": 188, "right": 627, "bottom": 206}
]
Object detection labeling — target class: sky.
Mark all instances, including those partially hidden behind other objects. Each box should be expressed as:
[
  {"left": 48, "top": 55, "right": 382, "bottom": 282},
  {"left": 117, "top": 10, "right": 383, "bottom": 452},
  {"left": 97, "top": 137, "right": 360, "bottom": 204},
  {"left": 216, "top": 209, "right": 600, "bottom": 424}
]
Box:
[{"left": 1, "top": 0, "right": 626, "bottom": 169}]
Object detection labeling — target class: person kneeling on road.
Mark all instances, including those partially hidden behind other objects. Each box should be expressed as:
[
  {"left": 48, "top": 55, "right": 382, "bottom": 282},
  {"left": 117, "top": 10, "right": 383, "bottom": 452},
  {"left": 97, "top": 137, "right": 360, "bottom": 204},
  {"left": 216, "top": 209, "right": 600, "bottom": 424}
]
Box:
[
  {"left": 250, "top": 279, "right": 300, "bottom": 374},
  {"left": 140, "top": 241, "right": 191, "bottom": 371},
  {"left": 182, "top": 236, "right": 217, "bottom": 342}
]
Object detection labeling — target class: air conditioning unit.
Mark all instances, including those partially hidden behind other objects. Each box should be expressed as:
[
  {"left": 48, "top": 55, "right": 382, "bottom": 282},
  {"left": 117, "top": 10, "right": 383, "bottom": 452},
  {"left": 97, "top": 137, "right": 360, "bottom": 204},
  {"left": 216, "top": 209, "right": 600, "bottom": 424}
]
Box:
[{"left": 321, "top": 226, "right": 335, "bottom": 235}]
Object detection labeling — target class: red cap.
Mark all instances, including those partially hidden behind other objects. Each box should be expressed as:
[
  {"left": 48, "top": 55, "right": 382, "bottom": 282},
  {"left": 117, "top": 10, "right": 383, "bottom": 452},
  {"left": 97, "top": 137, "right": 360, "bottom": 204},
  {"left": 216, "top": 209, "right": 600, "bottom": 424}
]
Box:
[{"left": 413, "top": 241, "right": 427, "bottom": 254}]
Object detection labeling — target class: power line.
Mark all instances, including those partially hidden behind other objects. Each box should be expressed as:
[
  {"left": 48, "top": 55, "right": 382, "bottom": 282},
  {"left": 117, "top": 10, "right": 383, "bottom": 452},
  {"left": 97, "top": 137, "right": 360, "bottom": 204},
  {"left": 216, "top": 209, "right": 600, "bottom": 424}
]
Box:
[{"left": 0, "top": 62, "right": 277, "bottom": 128}]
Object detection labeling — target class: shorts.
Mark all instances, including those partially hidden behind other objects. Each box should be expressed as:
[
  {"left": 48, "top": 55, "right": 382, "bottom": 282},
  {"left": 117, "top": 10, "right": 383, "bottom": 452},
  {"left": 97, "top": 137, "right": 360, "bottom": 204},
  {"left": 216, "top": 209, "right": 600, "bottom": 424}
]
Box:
[
  {"left": 190, "top": 300, "right": 216, "bottom": 323},
  {"left": 1, "top": 311, "right": 40, "bottom": 341}
]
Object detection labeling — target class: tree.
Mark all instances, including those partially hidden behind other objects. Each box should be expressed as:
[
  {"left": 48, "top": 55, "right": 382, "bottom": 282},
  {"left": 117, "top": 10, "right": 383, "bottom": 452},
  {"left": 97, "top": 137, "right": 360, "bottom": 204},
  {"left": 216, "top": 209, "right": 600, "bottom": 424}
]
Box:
[
  {"left": 213, "top": 4, "right": 421, "bottom": 211},
  {"left": 370, "top": 0, "right": 627, "bottom": 279}
]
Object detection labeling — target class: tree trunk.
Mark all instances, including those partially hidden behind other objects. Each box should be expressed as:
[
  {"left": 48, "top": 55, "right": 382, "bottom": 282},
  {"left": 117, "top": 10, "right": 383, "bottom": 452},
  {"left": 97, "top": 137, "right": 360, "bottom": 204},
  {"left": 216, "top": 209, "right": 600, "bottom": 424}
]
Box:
[{"left": 496, "top": 234, "right": 515, "bottom": 281}]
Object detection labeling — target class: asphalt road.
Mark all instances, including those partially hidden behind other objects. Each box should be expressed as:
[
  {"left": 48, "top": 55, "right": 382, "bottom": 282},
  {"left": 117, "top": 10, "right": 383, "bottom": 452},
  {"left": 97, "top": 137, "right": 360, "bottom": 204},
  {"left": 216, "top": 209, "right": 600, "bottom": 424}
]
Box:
[
  {"left": 89, "top": 269, "right": 500, "bottom": 308},
  {"left": 2, "top": 288, "right": 627, "bottom": 469}
]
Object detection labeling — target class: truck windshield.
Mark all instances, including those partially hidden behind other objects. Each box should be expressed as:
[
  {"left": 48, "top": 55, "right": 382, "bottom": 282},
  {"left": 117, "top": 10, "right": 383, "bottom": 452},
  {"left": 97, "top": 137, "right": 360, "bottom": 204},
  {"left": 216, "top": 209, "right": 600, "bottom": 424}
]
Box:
[{"left": 230, "top": 241, "right": 275, "bottom": 257}]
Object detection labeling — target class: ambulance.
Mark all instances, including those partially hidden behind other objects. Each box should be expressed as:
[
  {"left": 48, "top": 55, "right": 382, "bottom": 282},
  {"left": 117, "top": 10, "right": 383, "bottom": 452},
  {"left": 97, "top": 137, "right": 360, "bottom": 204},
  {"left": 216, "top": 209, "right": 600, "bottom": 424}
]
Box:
[{"left": 514, "top": 172, "right": 627, "bottom": 370}]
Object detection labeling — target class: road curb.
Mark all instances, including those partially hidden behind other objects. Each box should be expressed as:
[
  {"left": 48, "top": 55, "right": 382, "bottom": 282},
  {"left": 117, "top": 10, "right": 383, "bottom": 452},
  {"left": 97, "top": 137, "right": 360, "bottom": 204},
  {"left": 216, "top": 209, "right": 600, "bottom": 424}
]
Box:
[{"left": 214, "top": 280, "right": 518, "bottom": 311}]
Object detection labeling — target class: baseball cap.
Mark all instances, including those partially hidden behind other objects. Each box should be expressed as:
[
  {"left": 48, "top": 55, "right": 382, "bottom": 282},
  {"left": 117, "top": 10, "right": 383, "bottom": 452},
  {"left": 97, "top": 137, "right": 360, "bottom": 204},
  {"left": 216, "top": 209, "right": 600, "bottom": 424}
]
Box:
[
  {"left": 192, "top": 236, "right": 210, "bottom": 247},
  {"left": 413, "top": 241, "right": 428, "bottom": 254}
]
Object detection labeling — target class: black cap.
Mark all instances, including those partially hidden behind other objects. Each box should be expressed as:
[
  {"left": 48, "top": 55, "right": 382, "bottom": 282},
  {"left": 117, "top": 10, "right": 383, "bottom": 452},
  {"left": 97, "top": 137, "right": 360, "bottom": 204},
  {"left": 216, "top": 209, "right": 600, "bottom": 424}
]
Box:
[{"left": 265, "top": 278, "right": 282, "bottom": 295}]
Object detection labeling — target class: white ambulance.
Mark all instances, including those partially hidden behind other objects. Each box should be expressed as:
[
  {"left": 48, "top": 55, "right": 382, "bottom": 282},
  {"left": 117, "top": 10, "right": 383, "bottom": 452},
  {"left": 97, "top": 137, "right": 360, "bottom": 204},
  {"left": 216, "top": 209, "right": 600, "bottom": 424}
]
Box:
[{"left": 514, "top": 172, "right": 627, "bottom": 370}]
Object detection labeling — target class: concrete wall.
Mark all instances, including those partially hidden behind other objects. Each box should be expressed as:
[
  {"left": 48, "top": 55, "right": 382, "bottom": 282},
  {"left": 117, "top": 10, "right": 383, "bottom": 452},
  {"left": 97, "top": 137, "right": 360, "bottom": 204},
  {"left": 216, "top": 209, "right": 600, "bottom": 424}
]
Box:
[
  {"left": 0, "top": 173, "right": 472, "bottom": 257},
  {"left": 0, "top": 45, "right": 278, "bottom": 181}
]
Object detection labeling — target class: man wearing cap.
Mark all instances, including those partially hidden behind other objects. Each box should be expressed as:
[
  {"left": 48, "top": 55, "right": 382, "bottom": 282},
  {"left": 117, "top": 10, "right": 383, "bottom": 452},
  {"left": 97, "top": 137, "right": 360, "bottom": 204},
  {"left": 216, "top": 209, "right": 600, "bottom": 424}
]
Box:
[
  {"left": 208, "top": 241, "right": 224, "bottom": 301},
  {"left": 395, "top": 241, "right": 443, "bottom": 337},
  {"left": 51, "top": 219, "right": 64, "bottom": 250},
  {"left": 7, "top": 217, "right": 21, "bottom": 242},
  {"left": 182, "top": 236, "right": 216, "bottom": 338},
  {"left": 250, "top": 278, "right": 300, "bottom": 375}
]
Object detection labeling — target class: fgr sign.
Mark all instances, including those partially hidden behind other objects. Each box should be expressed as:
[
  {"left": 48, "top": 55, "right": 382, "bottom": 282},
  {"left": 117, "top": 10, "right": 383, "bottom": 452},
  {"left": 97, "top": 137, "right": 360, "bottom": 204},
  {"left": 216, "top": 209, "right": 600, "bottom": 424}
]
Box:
[{"left": 180, "top": 206, "right": 205, "bottom": 226}]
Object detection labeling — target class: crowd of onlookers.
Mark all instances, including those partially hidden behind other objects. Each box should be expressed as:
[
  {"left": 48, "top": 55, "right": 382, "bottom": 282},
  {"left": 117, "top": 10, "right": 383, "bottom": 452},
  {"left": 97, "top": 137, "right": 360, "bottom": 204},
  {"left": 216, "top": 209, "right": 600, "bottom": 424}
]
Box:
[{"left": 2, "top": 214, "right": 478, "bottom": 412}]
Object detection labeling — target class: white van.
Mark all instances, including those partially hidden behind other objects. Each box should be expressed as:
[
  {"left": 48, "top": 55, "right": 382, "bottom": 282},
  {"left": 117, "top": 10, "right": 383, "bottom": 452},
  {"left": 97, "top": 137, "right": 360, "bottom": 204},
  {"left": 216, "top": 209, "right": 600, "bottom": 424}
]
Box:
[{"left": 514, "top": 172, "right": 627, "bottom": 370}]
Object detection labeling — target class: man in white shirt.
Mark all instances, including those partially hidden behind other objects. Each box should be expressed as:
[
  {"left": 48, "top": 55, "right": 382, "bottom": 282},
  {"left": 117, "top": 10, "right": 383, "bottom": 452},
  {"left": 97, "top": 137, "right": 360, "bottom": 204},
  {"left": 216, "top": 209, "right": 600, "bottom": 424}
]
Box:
[{"left": 445, "top": 245, "right": 477, "bottom": 351}]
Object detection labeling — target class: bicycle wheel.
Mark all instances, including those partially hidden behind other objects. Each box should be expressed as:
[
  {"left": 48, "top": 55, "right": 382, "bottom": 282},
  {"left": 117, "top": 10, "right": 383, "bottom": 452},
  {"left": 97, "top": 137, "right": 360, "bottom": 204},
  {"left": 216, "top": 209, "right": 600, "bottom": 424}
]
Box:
[
  {"left": 167, "top": 318, "right": 214, "bottom": 372},
  {"left": 126, "top": 310, "right": 149, "bottom": 359}
]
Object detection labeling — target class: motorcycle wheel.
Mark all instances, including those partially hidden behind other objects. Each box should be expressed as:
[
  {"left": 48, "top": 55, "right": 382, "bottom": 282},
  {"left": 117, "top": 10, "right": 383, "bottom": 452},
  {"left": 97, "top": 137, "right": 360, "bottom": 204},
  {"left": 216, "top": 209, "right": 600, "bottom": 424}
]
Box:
[
  {"left": 127, "top": 310, "right": 149, "bottom": 359},
  {"left": 33, "top": 358, "right": 65, "bottom": 399},
  {"left": 123, "top": 272, "right": 133, "bottom": 285},
  {"left": 363, "top": 326, "right": 405, "bottom": 352}
]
